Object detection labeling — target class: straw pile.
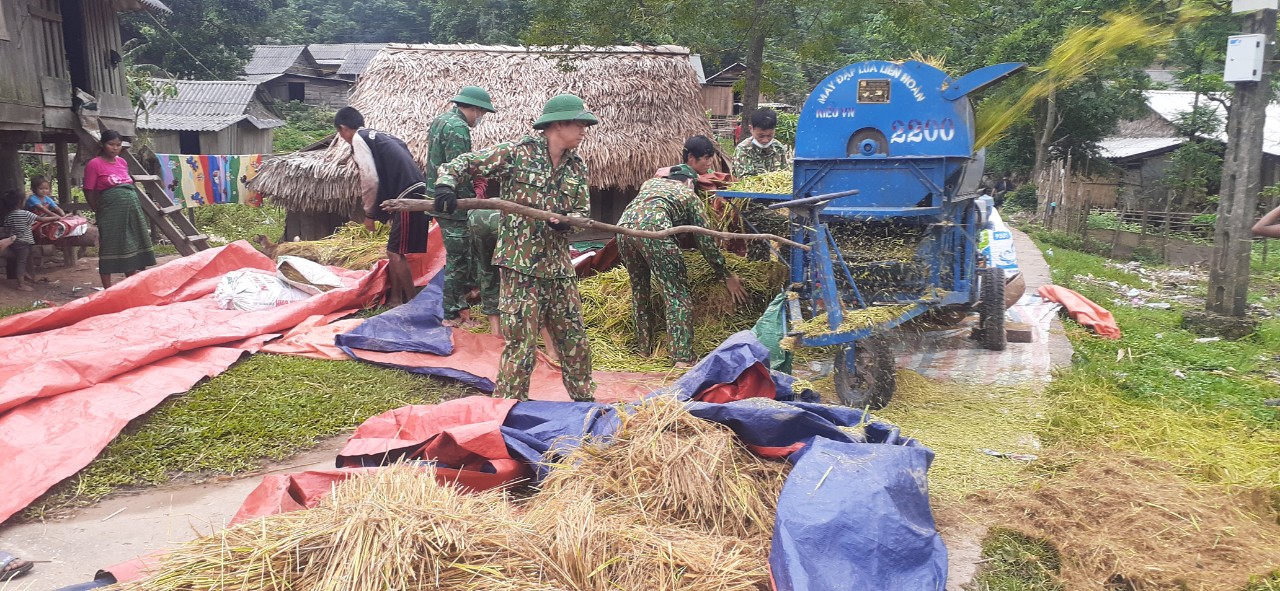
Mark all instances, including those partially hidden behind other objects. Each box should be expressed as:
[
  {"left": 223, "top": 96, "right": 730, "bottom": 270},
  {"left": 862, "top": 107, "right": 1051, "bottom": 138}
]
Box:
[
  {"left": 110, "top": 398, "right": 786, "bottom": 591},
  {"left": 274, "top": 223, "right": 390, "bottom": 269},
  {"left": 579, "top": 251, "right": 788, "bottom": 371},
  {"left": 726, "top": 170, "right": 793, "bottom": 194},
  {"left": 780, "top": 303, "right": 918, "bottom": 350}
]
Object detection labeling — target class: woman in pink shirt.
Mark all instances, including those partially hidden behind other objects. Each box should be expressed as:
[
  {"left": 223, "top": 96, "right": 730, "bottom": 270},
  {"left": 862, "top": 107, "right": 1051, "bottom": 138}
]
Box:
[{"left": 83, "top": 130, "right": 155, "bottom": 288}]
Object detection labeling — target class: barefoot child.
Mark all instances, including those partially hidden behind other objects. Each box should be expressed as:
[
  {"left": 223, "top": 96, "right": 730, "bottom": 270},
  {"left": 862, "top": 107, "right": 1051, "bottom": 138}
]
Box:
[{"left": 2, "top": 189, "right": 58, "bottom": 291}]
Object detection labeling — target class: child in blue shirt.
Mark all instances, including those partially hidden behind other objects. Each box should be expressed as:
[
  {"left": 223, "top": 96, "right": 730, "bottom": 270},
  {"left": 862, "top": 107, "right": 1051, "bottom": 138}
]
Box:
[{"left": 26, "top": 176, "right": 67, "bottom": 218}]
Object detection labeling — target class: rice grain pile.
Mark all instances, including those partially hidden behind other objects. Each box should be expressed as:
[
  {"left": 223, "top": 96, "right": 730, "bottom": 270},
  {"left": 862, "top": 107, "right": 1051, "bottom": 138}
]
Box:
[
  {"left": 274, "top": 223, "right": 390, "bottom": 270},
  {"left": 109, "top": 399, "right": 786, "bottom": 591}
]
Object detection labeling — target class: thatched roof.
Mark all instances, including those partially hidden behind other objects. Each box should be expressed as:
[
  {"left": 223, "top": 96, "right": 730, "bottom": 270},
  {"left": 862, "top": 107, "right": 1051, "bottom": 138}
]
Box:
[{"left": 251, "top": 43, "right": 715, "bottom": 216}]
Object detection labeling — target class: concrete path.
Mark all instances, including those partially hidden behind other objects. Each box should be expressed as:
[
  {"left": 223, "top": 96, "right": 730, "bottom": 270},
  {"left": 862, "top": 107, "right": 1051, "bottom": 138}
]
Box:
[
  {"left": 935, "top": 228, "right": 1072, "bottom": 590},
  {"left": 0, "top": 435, "right": 348, "bottom": 589}
]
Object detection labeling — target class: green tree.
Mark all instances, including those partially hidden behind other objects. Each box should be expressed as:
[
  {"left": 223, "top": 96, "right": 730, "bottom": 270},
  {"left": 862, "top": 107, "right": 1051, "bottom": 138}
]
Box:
[
  {"left": 122, "top": 0, "right": 277, "bottom": 78},
  {"left": 272, "top": 101, "right": 336, "bottom": 153},
  {"left": 523, "top": 0, "right": 860, "bottom": 126},
  {"left": 429, "top": 0, "right": 529, "bottom": 45},
  {"left": 268, "top": 0, "right": 435, "bottom": 44}
]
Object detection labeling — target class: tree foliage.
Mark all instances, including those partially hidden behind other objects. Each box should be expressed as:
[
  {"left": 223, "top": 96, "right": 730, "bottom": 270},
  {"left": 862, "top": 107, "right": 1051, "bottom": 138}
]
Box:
[{"left": 122, "top": 0, "right": 277, "bottom": 78}]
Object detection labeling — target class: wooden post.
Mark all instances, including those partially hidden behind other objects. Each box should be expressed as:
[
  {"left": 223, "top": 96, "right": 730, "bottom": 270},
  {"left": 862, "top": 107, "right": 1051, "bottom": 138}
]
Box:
[
  {"left": 0, "top": 143, "right": 21, "bottom": 195},
  {"left": 55, "top": 142, "right": 71, "bottom": 205},
  {"left": 1208, "top": 7, "right": 1276, "bottom": 317}
]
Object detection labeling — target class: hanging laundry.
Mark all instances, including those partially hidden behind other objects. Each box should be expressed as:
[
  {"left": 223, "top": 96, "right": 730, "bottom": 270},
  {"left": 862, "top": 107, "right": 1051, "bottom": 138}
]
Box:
[{"left": 155, "top": 154, "right": 265, "bottom": 208}]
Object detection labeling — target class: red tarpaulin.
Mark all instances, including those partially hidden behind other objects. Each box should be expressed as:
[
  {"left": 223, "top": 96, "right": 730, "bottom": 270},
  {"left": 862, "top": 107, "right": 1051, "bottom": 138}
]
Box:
[
  {"left": 0, "top": 236, "right": 446, "bottom": 524},
  {"left": 1037, "top": 284, "right": 1121, "bottom": 339}
]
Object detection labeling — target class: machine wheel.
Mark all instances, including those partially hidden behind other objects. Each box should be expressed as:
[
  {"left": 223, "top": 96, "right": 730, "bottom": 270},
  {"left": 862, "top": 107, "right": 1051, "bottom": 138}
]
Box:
[
  {"left": 978, "top": 267, "right": 1007, "bottom": 351},
  {"left": 834, "top": 337, "right": 896, "bottom": 410}
]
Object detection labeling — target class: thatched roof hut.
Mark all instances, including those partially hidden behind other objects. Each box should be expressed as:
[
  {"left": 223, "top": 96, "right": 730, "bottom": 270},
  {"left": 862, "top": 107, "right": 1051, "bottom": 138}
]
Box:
[{"left": 252, "top": 43, "right": 716, "bottom": 221}]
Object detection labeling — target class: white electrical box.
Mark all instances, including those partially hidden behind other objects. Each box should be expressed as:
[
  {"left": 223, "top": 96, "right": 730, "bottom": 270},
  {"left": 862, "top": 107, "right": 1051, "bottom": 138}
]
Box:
[
  {"left": 1233, "top": 0, "right": 1278, "bottom": 13},
  {"left": 1224, "top": 34, "right": 1267, "bottom": 82}
]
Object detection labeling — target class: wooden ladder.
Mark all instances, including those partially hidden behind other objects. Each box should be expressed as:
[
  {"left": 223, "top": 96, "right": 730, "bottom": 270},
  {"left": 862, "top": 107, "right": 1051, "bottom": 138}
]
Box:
[{"left": 122, "top": 150, "right": 210, "bottom": 256}]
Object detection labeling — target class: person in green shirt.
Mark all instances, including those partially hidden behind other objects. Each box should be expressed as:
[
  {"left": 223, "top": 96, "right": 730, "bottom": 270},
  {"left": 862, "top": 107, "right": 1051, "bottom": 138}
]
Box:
[
  {"left": 425, "top": 86, "right": 496, "bottom": 327},
  {"left": 732, "top": 108, "right": 792, "bottom": 260},
  {"left": 732, "top": 108, "right": 790, "bottom": 177},
  {"left": 386, "top": 94, "right": 598, "bottom": 401},
  {"left": 618, "top": 135, "right": 747, "bottom": 367}
]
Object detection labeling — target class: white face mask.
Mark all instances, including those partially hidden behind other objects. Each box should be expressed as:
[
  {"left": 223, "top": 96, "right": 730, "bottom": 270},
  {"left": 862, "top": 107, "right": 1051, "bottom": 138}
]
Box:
[{"left": 752, "top": 138, "right": 770, "bottom": 149}]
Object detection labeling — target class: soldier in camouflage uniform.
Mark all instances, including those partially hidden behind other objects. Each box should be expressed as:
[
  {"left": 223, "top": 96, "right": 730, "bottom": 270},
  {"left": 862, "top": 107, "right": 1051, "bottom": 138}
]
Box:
[
  {"left": 619, "top": 136, "right": 747, "bottom": 367},
  {"left": 425, "top": 86, "right": 496, "bottom": 326},
  {"left": 469, "top": 205, "right": 562, "bottom": 360},
  {"left": 430, "top": 94, "right": 598, "bottom": 401},
  {"left": 732, "top": 108, "right": 792, "bottom": 260}
]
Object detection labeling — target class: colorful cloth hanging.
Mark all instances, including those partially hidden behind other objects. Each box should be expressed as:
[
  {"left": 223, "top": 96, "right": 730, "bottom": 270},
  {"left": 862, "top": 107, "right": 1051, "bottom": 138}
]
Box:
[{"left": 155, "top": 154, "right": 265, "bottom": 208}]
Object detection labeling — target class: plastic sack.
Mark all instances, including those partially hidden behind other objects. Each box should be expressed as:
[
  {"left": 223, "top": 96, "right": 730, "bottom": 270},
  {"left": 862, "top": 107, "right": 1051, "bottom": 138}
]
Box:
[
  {"left": 214, "top": 269, "right": 310, "bottom": 311},
  {"left": 751, "top": 292, "right": 792, "bottom": 373},
  {"left": 276, "top": 255, "right": 343, "bottom": 295},
  {"left": 979, "top": 208, "right": 1019, "bottom": 271}
]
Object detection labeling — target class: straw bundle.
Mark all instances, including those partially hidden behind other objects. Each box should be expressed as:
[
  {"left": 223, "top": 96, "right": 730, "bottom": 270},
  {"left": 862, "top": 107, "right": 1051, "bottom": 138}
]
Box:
[
  {"left": 112, "top": 401, "right": 788, "bottom": 591},
  {"left": 579, "top": 251, "right": 788, "bottom": 371},
  {"left": 533, "top": 397, "right": 788, "bottom": 541},
  {"left": 252, "top": 44, "right": 715, "bottom": 216},
  {"left": 725, "top": 170, "right": 793, "bottom": 194},
  {"left": 110, "top": 466, "right": 549, "bottom": 591},
  {"left": 274, "top": 223, "right": 390, "bottom": 269}
]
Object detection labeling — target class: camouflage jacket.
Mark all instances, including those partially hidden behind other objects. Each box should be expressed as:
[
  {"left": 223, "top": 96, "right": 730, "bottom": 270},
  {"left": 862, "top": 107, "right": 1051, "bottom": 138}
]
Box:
[
  {"left": 618, "top": 176, "right": 729, "bottom": 281},
  {"left": 732, "top": 138, "right": 791, "bottom": 178},
  {"left": 425, "top": 107, "right": 475, "bottom": 220},
  {"left": 438, "top": 134, "right": 589, "bottom": 278}
]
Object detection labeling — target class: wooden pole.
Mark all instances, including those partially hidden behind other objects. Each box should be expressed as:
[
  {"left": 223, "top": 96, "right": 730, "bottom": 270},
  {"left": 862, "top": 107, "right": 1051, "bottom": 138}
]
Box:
[
  {"left": 1208, "top": 7, "right": 1276, "bottom": 316},
  {"left": 55, "top": 142, "right": 71, "bottom": 205},
  {"left": 441, "top": 198, "right": 811, "bottom": 251}
]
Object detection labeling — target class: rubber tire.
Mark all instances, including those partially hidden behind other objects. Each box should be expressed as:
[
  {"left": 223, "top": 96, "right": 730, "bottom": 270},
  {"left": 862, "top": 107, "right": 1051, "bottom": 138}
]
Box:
[
  {"left": 979, "top": 267, "right": 1007, "bottom": 351},
  {"left": 834, "top": 337, "right": 896, "bottom": 410}
]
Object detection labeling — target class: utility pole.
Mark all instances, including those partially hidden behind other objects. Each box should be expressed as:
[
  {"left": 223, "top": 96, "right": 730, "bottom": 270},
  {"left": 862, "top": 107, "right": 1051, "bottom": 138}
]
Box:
[{"left": 1206, "top": 4, "right": 1276, "bottom": 318}]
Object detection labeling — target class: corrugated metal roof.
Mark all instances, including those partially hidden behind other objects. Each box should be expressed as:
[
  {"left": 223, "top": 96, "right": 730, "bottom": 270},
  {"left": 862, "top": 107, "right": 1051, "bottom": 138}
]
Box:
[
  {"left": 110, "top": 0, "right": 171, "bottom": 13},
  {"left": 308, "top": 44, "right": 355, "bottom": 63},
  {"left": 705, "top": 62, "right": 747, "bottom": 87},
  {"left": 336, "top": 45, "right": 387, "bottom": 76},
  {"left": 1144, "top": 90, "right": 1280, "bottom": 156},
  {"left": 138, "top": 80, "right": 284, "bottom": 132},
  {"left": 1098, "top": 136, "right": 1187, "bottom": 160},
  {"left": 244, "top": 45, "right": 307, "bottom": 75},
  {"left": 689, "top": 55, "right": 706, "bottom": 84}
]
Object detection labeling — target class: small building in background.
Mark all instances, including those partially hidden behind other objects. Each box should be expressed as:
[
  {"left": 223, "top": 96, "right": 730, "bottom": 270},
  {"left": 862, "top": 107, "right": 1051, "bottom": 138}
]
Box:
[
  {"left": 0, "top": 0, "right": 170, "bottom": 197},
  {"left": 242, "top": 45, "right": 352, "bottom": 110},
  {"left": 307, "top": 43, "right": 386, "bottom": 80},
  {"left": 137, "top": 80, "right": 285, "bottom": 155}
]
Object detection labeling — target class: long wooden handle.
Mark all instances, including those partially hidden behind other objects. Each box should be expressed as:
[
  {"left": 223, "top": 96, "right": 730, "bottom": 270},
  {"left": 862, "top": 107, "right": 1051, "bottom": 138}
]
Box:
[{"left": 454, "top": 198, "right": 809, "bottom": 251}]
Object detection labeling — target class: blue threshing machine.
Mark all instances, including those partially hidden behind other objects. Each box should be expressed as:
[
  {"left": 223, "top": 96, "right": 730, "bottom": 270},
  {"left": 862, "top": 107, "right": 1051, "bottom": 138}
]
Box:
[{"left": 718, "top": 60, "right": 1026, "bottom": 409}]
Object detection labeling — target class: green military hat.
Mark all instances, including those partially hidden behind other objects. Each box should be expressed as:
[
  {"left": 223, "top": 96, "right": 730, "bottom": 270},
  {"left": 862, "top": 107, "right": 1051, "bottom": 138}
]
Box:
[
  {"left": 451, "top": 86, "right": 495, "bottom": 113},
  {"left": 532, "top": 93, "right": 599, "bottom": 130}
]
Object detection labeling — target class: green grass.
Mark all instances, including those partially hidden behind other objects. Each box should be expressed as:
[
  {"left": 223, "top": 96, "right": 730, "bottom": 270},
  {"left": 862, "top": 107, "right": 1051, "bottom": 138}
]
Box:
[
  {"left": 0, "top": 304, "right": 42, "bottom": 319},
  {"left": 26, "top": 354, "right": 474, "bottom": 517},
  {"left": 1243, "top": 573, "right": 1280, "bottom": 591},
  {"left": 192, "top": 204, "right": 287, "bottom": 246},
  {"left": 1035, "top": 236, "right": 1280, "bottom": 422},
  {"left": 970, "top": 528, "right": 1065, "bottom": 591}
]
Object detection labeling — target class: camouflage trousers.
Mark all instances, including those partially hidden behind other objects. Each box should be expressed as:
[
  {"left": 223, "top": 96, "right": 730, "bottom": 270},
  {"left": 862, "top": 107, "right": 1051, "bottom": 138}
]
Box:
[
  {"left": 496, "top": 268, "right": 595, "bottom": 401},
  {"left": 468, "top": 209, "right": 501, "bottom": 316},
  {"left": 437, "top": 217, "right": 475, "bottom": 319},
  {"left": 618, "top": 233, "right": 695, "bottom": 364}
]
